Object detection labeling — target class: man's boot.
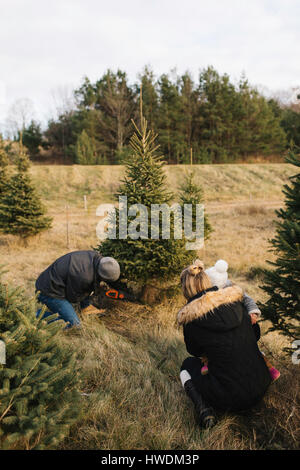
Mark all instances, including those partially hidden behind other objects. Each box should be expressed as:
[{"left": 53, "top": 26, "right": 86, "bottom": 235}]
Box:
[{"left": 184, "top": 379, "right": 216, "bottom": 429}]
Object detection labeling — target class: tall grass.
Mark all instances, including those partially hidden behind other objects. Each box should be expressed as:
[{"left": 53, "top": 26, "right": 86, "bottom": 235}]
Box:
[
  {"left": 0, "top": 163, "right": 298, "bottom": 449},
  {"left": 60, "top": 300, "right": 299, "bottom": 450}
]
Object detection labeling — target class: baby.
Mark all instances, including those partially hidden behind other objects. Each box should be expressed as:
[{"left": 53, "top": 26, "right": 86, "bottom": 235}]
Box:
[
  {"left": 201, "top": 259, "right": 280, "bottom": 382},
  {"left": 205, "top": 259, "right": 261, "bottom": 323}
]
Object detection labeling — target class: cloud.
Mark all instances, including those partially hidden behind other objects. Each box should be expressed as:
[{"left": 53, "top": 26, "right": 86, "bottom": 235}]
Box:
[{"left": 0, "top": 0, "right": 299, "bottom": 128}]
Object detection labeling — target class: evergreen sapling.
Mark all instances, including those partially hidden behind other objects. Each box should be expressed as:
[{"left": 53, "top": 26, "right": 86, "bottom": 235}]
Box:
[
  {"left": 98, "top": 101, "right": 192, "bottom": 286},
  {"left": 179, "top": 170, "right": 212, "bottom": 241},
  {"left": 0, "top": 142, "right": 52, "bottom": 244},
  {"left": 0, "top": 270, "right": 81, "bottom": 449},
  {"left": 260, "top": 151, "right": 300, "bottom": 343}
]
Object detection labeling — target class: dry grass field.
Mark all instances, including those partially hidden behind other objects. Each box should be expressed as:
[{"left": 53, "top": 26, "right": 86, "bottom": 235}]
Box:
[{"left": 0, "top": 163, "right": 299, "bottom": 450}]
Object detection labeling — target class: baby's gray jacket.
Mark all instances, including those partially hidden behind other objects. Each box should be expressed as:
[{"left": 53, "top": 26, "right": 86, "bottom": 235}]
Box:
[{"left": 225, "top": 280, "right": 261, "bottom": 317}]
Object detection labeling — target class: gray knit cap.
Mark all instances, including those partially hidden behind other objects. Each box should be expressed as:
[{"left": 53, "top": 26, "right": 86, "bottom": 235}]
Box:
[{"left": 98, "top": 257, "right": 120, "bottom": 282}]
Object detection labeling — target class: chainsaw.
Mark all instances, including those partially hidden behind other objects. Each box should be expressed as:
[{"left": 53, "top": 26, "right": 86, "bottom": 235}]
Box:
[
  {"left": 104, "top": 287, "right": 136, "bottom": 302},
  {"left": 98, "top": 279, "right": 139, "bottom": 304}
]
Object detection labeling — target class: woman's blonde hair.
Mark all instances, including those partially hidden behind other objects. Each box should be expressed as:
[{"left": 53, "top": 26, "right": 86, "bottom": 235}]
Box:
[{"left": 180, "top": 259, "right": 212, "bottom": 300}]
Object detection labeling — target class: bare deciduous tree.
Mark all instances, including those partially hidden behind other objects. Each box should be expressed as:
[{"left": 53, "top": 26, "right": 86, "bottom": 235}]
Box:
[
  {"left": 5, "top": 98, "right": 35, "bottom": 138},
  {"left": 50, "top": 85, "right": 76, "bottom": 120}
]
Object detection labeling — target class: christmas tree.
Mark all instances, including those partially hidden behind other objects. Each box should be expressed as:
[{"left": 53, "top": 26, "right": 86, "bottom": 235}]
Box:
[
  {"left": 179, "top": 170, "right": 212, "bottom": 241},
  {"left": 0, "top": 141, "right": 52, "bottom": 244},
  {"left": 0, "top": 270, "right": 81, "bottom": 449},
  {"left": 97, "top": 99, "right": 192, "bottom": 285},
  {"left": 75, "top": 130, "right": 97, "bottom": 164},
  {"left": 260, "top": 151, "right": 300, "bottom": 342}
]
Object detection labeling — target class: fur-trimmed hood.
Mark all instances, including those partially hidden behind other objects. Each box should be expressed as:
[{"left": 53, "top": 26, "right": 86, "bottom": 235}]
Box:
[{"left": 177, "top": 285, "right": 244, "bottom": 326}]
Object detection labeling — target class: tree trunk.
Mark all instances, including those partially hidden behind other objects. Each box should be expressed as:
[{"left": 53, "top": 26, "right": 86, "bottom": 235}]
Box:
[{"left": 140, "top": 284, "right": 162, "bottom": 305}]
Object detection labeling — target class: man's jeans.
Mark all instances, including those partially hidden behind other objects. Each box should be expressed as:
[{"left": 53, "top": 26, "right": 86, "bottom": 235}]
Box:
[{"left": 36, "top": 294, "right": 91, "bottom": 328}]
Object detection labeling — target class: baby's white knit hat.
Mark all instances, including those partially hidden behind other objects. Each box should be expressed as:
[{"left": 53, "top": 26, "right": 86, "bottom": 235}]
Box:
[{"left": 205, "top": 259, "right": 228, "bottom": 289}]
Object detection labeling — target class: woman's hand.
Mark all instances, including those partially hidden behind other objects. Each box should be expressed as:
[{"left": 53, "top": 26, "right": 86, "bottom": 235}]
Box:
[{"left": 250, "top": 313, "right": 259, "bottom": 325}]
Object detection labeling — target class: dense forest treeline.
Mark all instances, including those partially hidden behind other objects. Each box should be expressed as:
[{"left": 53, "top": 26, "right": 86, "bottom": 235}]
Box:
[{"left": 5, "top": 66, "right": 300, "bottom": 164}]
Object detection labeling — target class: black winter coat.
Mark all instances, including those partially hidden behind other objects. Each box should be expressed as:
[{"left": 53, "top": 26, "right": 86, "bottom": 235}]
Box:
[
  {"left": 177, "top": 285, "right": 271, "bottom": 412},
  {"left": 36, "top": 250, "right": 103, "bottom": 303}
]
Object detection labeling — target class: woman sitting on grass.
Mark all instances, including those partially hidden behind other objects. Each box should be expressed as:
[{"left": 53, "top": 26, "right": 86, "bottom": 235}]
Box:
[{"left": 177, "top": 259, "right": 272, "bottom": 429}]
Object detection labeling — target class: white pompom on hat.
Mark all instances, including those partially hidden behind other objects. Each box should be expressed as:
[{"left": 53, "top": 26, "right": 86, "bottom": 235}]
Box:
[{"left": 205, "top": 259, "right": 228, "bottom": 289}]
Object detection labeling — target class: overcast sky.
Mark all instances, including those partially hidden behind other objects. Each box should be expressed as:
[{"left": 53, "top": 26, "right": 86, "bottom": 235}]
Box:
[{"left": 0, "top": 0, "right": 299, "bottom": 131}]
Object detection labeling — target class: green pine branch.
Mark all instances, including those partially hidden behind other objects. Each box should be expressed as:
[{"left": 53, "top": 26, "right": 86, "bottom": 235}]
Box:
[{"left": 260, "top": 150, "right": 300, "bottom": 345}]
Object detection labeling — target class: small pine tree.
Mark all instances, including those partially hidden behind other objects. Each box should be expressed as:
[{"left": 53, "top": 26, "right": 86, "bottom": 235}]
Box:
[
  {"left": 75, "top": 130, "right": 97, "bottom": 164},
  {"left": 0, "top": 270, "right": 81, "bottom": 449},
  {"left": 179, "top": 171, "right": 213, "bottom": 240},
  {"left": 97, "top": 101, "right": 192, "bottom": 284},
  {"left": 0, "top": 142, "right": 52, "bottom": 244},
  {"left": 19, "top": 120, "right": 44, "bottom": 159},
  {"left": 260, "top": 151, "right": 300, "bottom": 342}
]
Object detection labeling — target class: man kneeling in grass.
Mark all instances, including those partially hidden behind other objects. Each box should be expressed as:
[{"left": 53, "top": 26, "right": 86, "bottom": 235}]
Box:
[{"left": 36, "top": 250, "right": 120, "bottom": 328}]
